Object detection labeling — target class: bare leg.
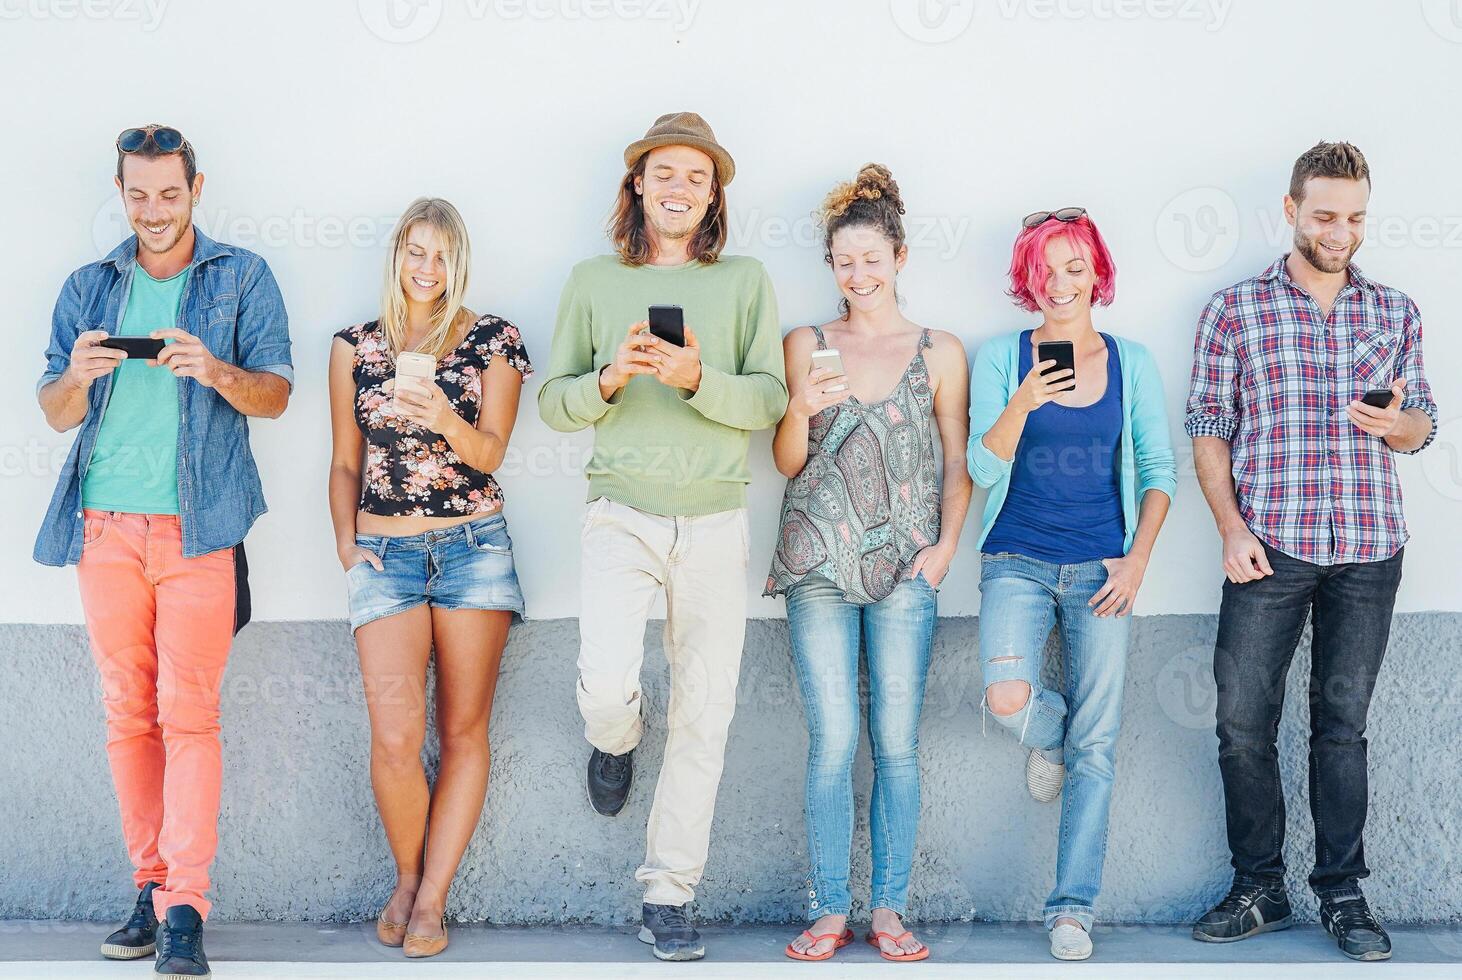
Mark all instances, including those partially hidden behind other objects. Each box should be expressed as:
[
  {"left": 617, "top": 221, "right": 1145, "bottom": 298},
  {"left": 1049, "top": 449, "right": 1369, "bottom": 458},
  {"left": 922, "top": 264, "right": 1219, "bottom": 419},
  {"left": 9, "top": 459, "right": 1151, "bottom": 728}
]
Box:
[
  {"left": 407, "top": 608, "right": 511, "bottom": 937},
  {"left": 355, "top": 606, "right": 434, "bottom": 925}
]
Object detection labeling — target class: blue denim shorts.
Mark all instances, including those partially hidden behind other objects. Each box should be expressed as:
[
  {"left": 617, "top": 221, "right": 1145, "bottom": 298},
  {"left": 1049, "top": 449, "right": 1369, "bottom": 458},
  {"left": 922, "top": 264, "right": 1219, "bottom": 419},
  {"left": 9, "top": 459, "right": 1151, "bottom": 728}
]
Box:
[{"left": 345, "top": 513, "right": 526, "bottom": 632}]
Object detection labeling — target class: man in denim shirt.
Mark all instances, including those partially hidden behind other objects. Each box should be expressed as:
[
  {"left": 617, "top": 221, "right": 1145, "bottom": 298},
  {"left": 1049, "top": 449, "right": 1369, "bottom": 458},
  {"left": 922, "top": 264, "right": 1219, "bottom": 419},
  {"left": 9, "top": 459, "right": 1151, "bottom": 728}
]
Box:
[{"left": 35, "top": 125, "right": 291, "bottom": 979}]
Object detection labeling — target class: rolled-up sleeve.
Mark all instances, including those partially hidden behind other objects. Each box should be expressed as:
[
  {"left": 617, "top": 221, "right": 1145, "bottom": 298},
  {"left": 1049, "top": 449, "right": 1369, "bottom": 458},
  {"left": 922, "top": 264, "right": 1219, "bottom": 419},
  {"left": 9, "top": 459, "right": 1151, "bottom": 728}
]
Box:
[
  {"left": 37, "top": 273, "right": 83, "bottom": 396},
  {"left": 1394, "top": 298, "right": 1437, "bottom": 454},
  {"left": 235, "top": 257, "right": 294, "bottom": 390},
  {"left": 1184, "top": 293, "right": 1239, "bottom": 441}
]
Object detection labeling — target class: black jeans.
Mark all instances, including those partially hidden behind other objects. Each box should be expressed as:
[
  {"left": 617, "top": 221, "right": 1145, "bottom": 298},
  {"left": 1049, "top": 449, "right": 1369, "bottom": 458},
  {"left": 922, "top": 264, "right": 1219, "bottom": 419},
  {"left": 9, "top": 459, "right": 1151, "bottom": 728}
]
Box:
[{"left": 1212, "top": 542, "right": 1403, "bottom": 899}]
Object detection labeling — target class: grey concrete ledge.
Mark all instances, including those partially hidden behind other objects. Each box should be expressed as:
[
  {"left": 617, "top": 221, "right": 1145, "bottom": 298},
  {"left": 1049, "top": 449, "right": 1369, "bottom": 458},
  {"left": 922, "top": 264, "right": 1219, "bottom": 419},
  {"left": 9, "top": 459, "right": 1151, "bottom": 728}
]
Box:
[
  {"left": 1, "top": 921, "right": 1461, "bottom": 974},
  {"left": 2, "top": 614, "right": 1460, "bottom": 926}
]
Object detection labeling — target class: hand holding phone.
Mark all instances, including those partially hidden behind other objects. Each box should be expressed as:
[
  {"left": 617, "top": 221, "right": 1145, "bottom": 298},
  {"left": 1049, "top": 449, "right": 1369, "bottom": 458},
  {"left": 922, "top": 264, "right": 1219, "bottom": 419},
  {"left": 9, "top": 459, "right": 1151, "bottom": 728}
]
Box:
[
  {"left": 1360, "top": 387, "right": 1396, "bottom": 409},
  {"left": 810, "top": 348, "right": 849, "bottom": 392},
  {"left": 792, "top": 348, "right": 852, "bottom": 419},
  {"left": 64, "top": 331, "right": 129, "bottom": 389},
  {"left": 648, "top": 305, "right": 685, "bottom": 347},
  {"left": 1348, "top": 379, "right": 1408, "bottom": 439},
  {"left": 393, "top": 351, "right": 436, "bottom": 412},
  {"left": 1018, "top": 342, "right": 1076, "bottom": 412},
  {"left": 1036, "top": 341, "right": 1077, "bottom": 393}
]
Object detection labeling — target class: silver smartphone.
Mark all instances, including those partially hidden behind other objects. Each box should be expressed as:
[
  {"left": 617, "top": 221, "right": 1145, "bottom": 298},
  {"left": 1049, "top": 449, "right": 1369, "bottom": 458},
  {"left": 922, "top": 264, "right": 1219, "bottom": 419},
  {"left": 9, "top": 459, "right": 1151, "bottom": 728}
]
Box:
[
  {"left": 810, "top": 348, "right": 849, "bottom": 392},
  {"left": 393, "top": 351, "right": 436, "bottom": 411}
]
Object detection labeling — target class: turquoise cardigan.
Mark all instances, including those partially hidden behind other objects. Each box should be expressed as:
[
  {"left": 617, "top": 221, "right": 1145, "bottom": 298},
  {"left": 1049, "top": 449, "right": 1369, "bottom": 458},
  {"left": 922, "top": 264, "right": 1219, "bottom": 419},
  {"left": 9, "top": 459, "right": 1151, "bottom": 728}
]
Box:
[{"left": 966, "top": 331, "right": 1177, "bottom": 554}]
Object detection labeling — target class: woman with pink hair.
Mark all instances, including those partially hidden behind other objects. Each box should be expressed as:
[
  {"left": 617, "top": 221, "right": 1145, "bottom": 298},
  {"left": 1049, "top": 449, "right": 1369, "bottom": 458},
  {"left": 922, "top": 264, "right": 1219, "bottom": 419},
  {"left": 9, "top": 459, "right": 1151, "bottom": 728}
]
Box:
[{"left": 966, "top": 209, "right": 1176, "bottom": 960}]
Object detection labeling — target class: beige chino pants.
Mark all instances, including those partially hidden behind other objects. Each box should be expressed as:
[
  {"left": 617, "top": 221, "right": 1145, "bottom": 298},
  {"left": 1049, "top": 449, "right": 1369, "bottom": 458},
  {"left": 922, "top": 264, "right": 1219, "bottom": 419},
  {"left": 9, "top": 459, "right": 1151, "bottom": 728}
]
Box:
[{"left": 576, "top": 496, "right": 749, "bottom": 907}]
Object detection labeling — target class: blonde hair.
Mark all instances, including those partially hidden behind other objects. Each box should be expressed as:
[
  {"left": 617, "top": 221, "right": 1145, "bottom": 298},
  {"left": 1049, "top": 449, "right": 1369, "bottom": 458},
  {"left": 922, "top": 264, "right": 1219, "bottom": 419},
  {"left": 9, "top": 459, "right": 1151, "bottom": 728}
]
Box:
[{"left": 379, "top": 197, "right": 475, "bottom": 359}]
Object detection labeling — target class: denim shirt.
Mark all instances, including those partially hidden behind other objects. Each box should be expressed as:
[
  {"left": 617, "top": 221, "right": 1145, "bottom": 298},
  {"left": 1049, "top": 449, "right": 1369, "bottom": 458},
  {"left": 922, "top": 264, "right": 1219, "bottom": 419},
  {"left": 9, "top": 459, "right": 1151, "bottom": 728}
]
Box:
[{"left": 34, "top": 228, "right": 293, "bottom": 566}]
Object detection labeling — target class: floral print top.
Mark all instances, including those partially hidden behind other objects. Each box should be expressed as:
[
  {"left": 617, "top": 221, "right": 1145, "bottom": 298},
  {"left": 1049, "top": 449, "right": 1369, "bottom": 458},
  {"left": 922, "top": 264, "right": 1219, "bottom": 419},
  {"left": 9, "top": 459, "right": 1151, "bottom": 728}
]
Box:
[{"left": 334, "top": 315, "right": 533, "bottom": 517}]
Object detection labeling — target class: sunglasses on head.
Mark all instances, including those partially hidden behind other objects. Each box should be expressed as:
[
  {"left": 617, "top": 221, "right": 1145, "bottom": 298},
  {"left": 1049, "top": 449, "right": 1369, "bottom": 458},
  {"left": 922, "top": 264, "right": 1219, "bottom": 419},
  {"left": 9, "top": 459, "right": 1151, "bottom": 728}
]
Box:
[
  {"left": 116, "top": 126, "right": 190, "bottom": 155},
  {"left": 1022, "top": 207, "right": 1088, "bottom": 229}
]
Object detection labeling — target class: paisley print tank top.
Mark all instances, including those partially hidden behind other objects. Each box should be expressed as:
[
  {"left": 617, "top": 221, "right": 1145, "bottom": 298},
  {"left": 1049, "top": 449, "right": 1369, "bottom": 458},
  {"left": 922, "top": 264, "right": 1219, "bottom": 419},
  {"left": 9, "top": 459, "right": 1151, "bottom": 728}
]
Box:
[{"left": 765, "top": 325, "right": 942, "bottom": 604}]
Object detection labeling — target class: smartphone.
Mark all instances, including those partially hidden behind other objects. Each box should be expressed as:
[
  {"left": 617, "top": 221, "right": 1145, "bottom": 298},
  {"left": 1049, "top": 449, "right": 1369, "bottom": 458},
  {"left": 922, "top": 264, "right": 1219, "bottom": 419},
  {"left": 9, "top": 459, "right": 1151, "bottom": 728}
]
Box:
[
  {"left": 98, "top": 336, "right": 165, "bottom": 360},
  {"left": 810, "top": 348, "right": 849, "bottom": 393},
  {"left": 394, "top": 351, "right": 436, "bottom": 411},
  {"left": 1036, "top": 340, "right": 1077, "bottom": 393},
  {"left": 1360, "top": 387, "right": 1395, "bottom": 409},
  {"left": 648, "top": 305, "right": 685, "bottom": 347}
]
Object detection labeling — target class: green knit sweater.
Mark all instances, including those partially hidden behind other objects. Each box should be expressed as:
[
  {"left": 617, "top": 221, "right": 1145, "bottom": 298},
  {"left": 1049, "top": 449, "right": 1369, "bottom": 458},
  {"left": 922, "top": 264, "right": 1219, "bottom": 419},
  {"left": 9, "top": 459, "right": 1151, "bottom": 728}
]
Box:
[{"left": 537, "top": 254, "right": 788, "bottom": 516}]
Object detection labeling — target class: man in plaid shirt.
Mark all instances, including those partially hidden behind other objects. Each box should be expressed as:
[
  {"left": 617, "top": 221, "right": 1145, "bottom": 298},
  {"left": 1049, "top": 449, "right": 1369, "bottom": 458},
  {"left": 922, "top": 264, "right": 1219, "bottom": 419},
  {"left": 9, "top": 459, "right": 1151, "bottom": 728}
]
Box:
[{"left": 1186, "top": 142, "right": 1436, "bottom": 963}]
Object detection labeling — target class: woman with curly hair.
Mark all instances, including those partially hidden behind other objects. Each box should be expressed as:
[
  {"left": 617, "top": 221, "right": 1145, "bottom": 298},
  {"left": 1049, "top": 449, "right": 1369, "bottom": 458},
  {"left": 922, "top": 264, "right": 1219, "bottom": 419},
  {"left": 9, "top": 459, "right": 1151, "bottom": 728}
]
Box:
[
  {"left": 327, "top": 197, "right": 533, "bottom": 959},
  {"left": 768, "top": 165, "right": 972, "bottom": 962}
]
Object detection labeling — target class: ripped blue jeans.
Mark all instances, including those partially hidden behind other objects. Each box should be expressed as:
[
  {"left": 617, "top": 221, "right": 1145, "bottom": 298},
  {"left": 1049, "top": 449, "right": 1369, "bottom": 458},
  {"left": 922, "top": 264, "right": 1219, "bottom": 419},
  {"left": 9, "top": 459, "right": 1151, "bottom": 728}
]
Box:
[{"left": 978, "top": 552, "right": 1129, "bottom": 931}]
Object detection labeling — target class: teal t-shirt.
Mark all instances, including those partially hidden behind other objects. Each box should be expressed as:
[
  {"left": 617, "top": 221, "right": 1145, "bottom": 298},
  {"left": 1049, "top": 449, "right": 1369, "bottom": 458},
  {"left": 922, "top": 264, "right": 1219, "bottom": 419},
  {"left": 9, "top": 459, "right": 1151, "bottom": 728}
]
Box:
[{"left": 81, "top": 263, "right": 190, "bottom": 514}]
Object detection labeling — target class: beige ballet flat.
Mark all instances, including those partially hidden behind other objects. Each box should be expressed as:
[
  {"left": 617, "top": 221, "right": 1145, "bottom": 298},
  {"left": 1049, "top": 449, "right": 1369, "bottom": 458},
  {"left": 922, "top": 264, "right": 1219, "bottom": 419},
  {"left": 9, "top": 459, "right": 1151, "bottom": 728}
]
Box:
[
  {"left": 403, "top": 918, "right": 448, "bottom": 958},
  {"left": 376, "top": 913, "right": 408, "bottom": 947}
]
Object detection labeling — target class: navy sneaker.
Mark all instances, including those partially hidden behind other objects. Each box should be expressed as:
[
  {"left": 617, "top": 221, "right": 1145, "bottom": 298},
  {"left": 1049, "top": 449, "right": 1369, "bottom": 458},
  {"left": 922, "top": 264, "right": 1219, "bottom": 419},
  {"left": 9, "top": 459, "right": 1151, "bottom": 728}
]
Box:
[
  {"left": 1192, "top": 878, "right": 1293, "bottom": 943},
  {"left": 1320, "top": 895, "right": 1392, "bottom": 961},
  {"left": 639, "top": 902, "right": 705, "bottom": 961},
  {"left": 587, "top": 747, "right": 633, "bottom": 816},
  {"left": 154, "top": 904, "right": 210, "bottom": 978},
  {"left": 100, "top": 881, "right": 161, "bottom": 960}
]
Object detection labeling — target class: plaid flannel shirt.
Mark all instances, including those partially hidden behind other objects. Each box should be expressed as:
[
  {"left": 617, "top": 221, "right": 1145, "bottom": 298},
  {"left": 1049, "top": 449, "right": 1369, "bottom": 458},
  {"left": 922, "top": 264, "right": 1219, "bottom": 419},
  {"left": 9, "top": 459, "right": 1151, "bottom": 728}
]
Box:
[{"left": 1185, "top": 256, "right": 1436, "bottom": 566}]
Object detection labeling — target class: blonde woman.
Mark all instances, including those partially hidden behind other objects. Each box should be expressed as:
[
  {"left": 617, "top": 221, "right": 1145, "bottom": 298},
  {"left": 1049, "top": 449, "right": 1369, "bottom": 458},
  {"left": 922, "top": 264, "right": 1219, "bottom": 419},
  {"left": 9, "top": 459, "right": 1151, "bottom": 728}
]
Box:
[{"left": 328, "top": 198, "right": 532, "bottom": 958}]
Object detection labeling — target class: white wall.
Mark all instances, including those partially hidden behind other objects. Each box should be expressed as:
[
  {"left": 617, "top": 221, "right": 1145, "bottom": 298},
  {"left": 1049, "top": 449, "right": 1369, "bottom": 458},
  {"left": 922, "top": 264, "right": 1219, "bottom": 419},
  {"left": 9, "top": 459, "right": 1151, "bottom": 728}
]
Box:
[{"left": 2, "top": 0, "right": 1458, "bottom": 623}]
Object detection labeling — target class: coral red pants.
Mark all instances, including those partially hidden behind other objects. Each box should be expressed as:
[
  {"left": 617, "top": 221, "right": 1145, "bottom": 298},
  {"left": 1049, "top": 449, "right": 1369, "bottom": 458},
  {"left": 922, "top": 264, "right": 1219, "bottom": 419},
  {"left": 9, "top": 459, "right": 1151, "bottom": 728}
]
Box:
[{"left": 76, "top": 510, "right": 236, "bottom": 921}]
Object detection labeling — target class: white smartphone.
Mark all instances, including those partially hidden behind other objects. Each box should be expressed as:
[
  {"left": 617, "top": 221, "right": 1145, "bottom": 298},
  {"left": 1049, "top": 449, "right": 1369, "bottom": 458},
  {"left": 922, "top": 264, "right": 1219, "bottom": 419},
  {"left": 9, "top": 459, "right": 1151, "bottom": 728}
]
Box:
[
  {"left": 810, "top": 348, "right": 849, "bottom": 392},
  {"left": 394, "top": 351, "right": 436, "bottom": 410}
]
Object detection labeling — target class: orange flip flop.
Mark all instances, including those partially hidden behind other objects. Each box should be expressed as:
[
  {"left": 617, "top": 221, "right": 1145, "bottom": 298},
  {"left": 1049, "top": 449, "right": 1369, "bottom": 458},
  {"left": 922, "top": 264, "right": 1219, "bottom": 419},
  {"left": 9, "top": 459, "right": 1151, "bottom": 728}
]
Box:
[
  {"left": 785, "top": 927, "right": 855, "bottom": 961},
  {"left": 866, "top": 930, "right": 931, "bottom": 962}
]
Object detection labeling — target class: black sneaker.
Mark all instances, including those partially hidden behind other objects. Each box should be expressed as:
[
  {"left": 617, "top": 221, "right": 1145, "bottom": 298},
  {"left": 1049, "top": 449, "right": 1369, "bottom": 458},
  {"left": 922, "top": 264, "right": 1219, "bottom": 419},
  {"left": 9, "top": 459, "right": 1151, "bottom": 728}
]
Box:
[
  {"left": 1320, "top": 895, "right": 1392, "bottom": 961},
  {"left": 100, "top": 881, "right": 161, "bottom": 959},
  {"left": 639, "top": 902, "right": 705, "bottom": 961},
  {"left": 587, "top": 747, "right": 633, "bottom": 816},
  {"left": 1192, "top": 878, "right": 1293, "bottom": 943},
  {"left": 154, "top": 905, "right": 210, "bottom": 978}
]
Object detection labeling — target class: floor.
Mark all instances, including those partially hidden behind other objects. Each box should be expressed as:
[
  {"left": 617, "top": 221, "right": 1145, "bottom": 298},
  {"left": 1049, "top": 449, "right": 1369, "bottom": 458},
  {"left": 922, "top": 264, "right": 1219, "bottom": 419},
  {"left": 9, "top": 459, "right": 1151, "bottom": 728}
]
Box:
[{"left": 1, "top": 920, "right": 1460, "bottom": 977}]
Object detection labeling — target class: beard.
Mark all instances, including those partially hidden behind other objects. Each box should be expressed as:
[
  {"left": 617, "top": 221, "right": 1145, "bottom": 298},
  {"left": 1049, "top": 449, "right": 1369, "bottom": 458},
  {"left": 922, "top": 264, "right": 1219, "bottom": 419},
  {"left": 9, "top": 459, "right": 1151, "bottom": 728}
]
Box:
[
  {"left": 133, "top": 203, "right": 193, "bottom": 255},
  {"left": 644, "top": 208, "right": 697, "bottom": 241},
  {"left": 1293, "top": 228, "right": 1356, "bottom": 274}
]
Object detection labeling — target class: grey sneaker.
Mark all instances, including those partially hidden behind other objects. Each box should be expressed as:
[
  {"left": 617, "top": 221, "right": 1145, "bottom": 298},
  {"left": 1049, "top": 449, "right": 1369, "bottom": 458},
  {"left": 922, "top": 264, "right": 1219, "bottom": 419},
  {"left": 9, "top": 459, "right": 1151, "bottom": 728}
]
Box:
[
  {"left": 1192, "top": 879, "right": 1293, "bottom": 943},
  {"left": 1320, "top": 895, "right": 1392, "bottom": 961},
  {"left": 1026, "top": 748, "right": 1065, "bottom": 803},
  {"left": 639, "top": 903, "right": 705, "bottom": 961}
]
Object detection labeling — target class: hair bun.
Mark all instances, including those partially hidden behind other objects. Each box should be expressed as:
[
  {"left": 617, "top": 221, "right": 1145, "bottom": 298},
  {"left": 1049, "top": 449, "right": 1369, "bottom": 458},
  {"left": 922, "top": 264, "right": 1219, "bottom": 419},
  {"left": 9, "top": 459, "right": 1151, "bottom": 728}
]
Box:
[
  {"left": 853, "top": 163, "right": 904, "bottom": 214},
  {"left": 818, "top": 163, "right": 904, "bottom": 224}
]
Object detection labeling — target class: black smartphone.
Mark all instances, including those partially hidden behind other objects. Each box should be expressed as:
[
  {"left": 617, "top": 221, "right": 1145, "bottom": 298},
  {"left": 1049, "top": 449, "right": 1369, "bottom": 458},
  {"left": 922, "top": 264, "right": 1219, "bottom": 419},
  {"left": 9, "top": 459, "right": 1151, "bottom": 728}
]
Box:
[
  {"left": 1036, "top": 340, "right": 1077, "bottom": 393},
  {"left": 1360, "top": 387, "right": 1395, "bottom": 409},
  {"left": 648, "top": 305, "right": 685, "bottom": 347},
  {"left": 98, "top": 336, "right": 165, "bottom": 360}
]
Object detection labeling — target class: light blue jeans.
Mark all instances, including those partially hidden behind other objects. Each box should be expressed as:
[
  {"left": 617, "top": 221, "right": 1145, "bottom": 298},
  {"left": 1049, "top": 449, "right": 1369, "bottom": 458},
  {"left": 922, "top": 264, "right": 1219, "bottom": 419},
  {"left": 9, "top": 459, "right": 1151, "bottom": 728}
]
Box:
[
  {"left": 977, "top": 553, "right": 1130, "bottom": 931},
  {"left": 785, "top": 572, "right": 937, "bottom": 920}
]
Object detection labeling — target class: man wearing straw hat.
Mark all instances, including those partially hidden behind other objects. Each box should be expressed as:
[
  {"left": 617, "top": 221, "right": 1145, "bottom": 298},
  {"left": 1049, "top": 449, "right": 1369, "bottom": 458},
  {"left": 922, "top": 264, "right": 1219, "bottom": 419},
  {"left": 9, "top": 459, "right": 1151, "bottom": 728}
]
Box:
[{"left": 539, "top": 110, "right": 787, "bottom": 961}]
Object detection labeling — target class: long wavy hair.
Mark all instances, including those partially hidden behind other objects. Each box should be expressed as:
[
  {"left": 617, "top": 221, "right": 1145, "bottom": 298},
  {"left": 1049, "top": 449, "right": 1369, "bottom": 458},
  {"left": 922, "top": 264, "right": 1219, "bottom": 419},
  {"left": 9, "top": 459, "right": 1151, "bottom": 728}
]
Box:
[
  {"left": 607, "top": 156, "right": 728, "bottom": 267},
  {"left": 379, "top": 197, "right": 475, "bottom": 359}
]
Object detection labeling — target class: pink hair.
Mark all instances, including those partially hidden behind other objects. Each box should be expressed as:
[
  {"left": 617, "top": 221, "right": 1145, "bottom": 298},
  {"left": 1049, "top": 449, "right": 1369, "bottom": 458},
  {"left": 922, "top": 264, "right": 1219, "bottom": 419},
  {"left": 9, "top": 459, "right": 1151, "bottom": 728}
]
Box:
[{"left": 1006, "top": 215, "right": 1117, "bottom": 313}]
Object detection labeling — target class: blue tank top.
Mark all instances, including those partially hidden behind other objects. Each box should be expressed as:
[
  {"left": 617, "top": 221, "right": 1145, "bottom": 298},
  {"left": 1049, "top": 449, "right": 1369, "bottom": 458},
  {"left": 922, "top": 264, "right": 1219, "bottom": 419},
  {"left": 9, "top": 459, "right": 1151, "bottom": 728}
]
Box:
[{"left": 983, "top": 331, "right": 1125, "bottom": 565}]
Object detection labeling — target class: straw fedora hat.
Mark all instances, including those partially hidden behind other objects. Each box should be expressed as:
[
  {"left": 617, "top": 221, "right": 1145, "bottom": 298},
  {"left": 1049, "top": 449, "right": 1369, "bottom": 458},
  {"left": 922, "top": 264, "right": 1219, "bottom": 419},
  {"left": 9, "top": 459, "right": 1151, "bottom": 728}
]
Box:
[{"left": 623, "top": 111, "right": 735, "bottom": 186}]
